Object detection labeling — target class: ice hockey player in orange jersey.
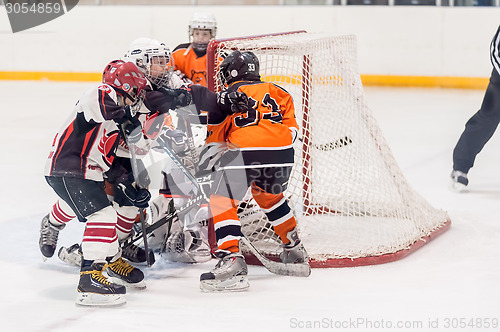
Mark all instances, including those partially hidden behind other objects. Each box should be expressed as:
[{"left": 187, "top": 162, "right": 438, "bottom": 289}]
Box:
[
  {"left": 197, "top": 50, "right": 310, "bottom": 292},
  {"left": 171, "top": 12, "right": 217, "bottom": 87}
]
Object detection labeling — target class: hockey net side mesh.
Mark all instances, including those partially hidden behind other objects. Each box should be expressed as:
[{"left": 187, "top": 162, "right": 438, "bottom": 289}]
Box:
[{"left": 207, "top": 32, "right": 450, "bottom": 267}]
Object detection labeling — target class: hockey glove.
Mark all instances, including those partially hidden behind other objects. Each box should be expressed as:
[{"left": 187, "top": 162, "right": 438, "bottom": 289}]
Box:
[
  {"left": 116, "top": 106, "right": 143, "bottom": 144},
  {"left": 217, "top": 91, "right": 250, "bottom": 113},
  {"left": 159, "top": 87, "right": 193, "bottom": 108},
  {"left": 115, "top": 182, "right": 151, "bottom": 208}
]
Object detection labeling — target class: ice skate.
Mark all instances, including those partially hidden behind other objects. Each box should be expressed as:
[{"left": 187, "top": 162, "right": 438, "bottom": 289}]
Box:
[
  {"left": 39, "top": 214, "right": 65, "bottom": 260},
  {"left": 106, "top": 257, "right": 146, "bottom": 289},
  {"left": 121, "top": 241, "right": 155, "bottom": 265},
  {"left": 76, "top": 262, "right": 126, "bottom": 306},
  {"left": 450, "top": 170, "right": 468, "bottom": 192},
  {"left": 280, "top": 242, "right": 310, "bottom": 264},
  {"left": 200, "top": 252, "right": 249, "bottom": 292},
  {"left": 280, "top": 229, "right": 310, "bottom": 264},
  {"left": 58, "top": 243, "right": 82, "bottom": 266}
]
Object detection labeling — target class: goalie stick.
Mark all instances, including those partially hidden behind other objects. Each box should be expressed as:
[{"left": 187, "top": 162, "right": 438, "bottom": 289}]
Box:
[
  {"left": 158, "top": 135, "right": 208, "bottom": 201},
  {"left": 174, "top": 106, "right": 200, "bottom": 174},
  {"left": 240, "top": 237, "right": 311, "bottom": 277}
]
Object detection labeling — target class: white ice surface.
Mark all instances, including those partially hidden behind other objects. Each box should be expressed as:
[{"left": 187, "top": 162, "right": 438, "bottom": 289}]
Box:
[{"left": 0, "top": 81, "right": 499, "bottom": 331}]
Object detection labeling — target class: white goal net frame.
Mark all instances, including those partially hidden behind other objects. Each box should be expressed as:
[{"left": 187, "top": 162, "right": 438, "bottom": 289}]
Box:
[{"left": 206, "top": 31, "right": 450, "bottom": 268}]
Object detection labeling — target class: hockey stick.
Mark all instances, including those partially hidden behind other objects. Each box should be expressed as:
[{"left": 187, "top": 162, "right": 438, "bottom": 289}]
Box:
[
  {"left": 174, "top": 106, "right": 200, "bottom": 174},
  {"left": 158, "top": 139, "right": 208, "bottom": 201},
  {"left": 240, "top": 237, "right": 311, "bottom": 277},
  {"left": 127, "top": 192, "right": 207, "bottom": 245},
  {"left": 129, "top": 142, "right": 152, "bottom": 267}
]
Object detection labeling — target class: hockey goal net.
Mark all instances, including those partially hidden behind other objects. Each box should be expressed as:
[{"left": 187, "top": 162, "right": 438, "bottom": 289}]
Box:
[{"left": 206, "top": 31, "right": 450, "bottom": 268}]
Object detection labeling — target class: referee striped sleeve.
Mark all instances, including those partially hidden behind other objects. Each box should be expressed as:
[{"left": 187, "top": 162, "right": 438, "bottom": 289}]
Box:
[{"left": 491, "top": 25, "right": 500, "bottom": 75}]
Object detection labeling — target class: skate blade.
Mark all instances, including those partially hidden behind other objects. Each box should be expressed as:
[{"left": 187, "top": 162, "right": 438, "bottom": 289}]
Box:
[
  {"left": 165, "top": 249, "right": 212, "bottom": 264},
  {"left": 75, "top": 292, "right": 126, "bottom": 306},
  {"left": 109, "top": 277, "right": 147, "bottom": 290},
  {"left": 200, "top": 275, "right": 249, "bottom": 292}
]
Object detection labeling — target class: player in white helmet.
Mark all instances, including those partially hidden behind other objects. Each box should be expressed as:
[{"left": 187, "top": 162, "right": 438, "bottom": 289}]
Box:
[
  {"left": 172, "top": 12, "right": 217, "bottom": 87},
  {"left": 123, "top": 37, "right": 183, "bottom": 89}
]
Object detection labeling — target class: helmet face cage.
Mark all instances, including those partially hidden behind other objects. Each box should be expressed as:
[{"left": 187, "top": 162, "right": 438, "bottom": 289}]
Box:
[
  {"left": 124, "top": 41, "right": 174, "bottom": 88},
  {"left": 144, "top": 46, "right": 174, "bottom": 88},
  {"left": 220, "top": 51, "right": 260, "bottom": 86}
]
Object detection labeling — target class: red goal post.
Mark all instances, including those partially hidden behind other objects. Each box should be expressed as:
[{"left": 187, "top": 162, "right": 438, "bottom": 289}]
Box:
[{"left": 205, "top": 31, "right": 451, "bottom": 268}]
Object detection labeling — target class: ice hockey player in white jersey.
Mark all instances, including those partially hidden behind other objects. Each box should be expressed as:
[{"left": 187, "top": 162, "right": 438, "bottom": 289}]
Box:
[{"left": 41, "top": 60, "right": 151, "bottom": 306}]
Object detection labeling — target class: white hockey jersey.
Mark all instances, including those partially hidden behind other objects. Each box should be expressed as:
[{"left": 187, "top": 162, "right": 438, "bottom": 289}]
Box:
[{"left": 45, "top": 84, "right": 127, "bottom": 182}]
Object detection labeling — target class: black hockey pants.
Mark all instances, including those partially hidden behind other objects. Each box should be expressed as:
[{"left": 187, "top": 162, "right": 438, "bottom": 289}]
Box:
[{"left": 453, "top": 69, "right": 500, "bottom": 173}]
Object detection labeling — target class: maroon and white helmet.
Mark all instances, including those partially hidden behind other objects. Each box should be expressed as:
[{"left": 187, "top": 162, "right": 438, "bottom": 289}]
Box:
[{"left": 102, "top": 59, "right": 148, "bottom": 104}]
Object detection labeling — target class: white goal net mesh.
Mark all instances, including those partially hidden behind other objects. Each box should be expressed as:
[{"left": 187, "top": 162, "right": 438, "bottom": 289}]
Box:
[{"left": 208, "top": 32, "right": 450, "bottom": 267}]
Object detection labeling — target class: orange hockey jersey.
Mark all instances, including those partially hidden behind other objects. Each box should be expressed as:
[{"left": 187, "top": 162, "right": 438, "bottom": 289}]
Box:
[
  {"left": 172, "top": 43, "right": 208, "bottom": 87},
  {"left": 206, "top": 80, "right": 299, "bottom": 168}
]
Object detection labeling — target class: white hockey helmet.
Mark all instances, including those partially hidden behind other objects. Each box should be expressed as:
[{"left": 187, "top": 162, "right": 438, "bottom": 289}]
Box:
[
  {"left": 123, "top": 37, "right": 174, "bottom": 88},
  {"left": 189, "top": 12, "right": 217, "bottom": 39}
]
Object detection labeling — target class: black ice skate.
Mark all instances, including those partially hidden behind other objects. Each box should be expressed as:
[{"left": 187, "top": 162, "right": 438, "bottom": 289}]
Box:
[
  {"left": 121, "top": 242, "right": 155, "bottom": 265},
  {"left": 200, "top": 252, "right": 249, "bottom": 292},
  {"left": 76, "top": 262, "right": 126, "bottom": 306},
  {"left": 39, "top": 214, "right": 65, "bottom": 260},
  {"left": 106, "top": 257, "right": 146, "bottom": 289}
]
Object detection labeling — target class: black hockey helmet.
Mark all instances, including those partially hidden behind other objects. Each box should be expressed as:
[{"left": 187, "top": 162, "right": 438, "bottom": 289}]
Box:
[{"left": 220, "top": 50, "right": 260, "bottom": 86}]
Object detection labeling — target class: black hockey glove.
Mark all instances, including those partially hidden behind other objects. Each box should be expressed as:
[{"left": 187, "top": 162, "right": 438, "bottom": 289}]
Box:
[
  {"left": 217, "top": 91, "right": 250, "bottom": 114},
  {"left": 115, "top": 181, "right": 151, "bottom": 209},
  {"left": 159, "top": 87, "right": 193, "bottom": 108},
  {"left": 115, "top": 106, "right": 143, "bottom": 144}
]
